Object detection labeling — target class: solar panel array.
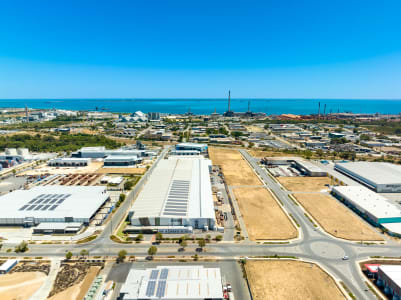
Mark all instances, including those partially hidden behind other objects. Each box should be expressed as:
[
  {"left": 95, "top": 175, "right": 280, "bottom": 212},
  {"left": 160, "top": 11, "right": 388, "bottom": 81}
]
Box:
[
  {"left": 146, "top": 280, "right": 156, "bottom": 297},
  {"left": 163, "top": 180, "right": 189, "bottom": 216},
  {"left": 156, "top": 280, "right": 166, "bottom": 298},
  {"left": 18, "top": 193, "right": 71, "bottom": 211},
  {"left": 159, "top": 268, "right": 169, "bottom": 279},
  {"left": 150, "top": 269, "right": 159, "bottom": 280}
]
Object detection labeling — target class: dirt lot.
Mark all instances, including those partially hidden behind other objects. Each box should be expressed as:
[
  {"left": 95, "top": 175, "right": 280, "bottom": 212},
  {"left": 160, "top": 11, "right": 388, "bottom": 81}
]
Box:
[
  {"left": 277, "top": 176, "right": 331, "bottom": 192},
  {"left": 246, "top": 126, "right": 264, "bottom": 132},
  {"left": 20, "top": 161, "right": 103, "bottom": 176},
  {"left": 96, "top": 167, "right": 146, "bottom": 175},
  {"left": 48, "top": 266, "right": 100, "bottom": 300},
  {"left": 294, "top": 193, "right": 383, "bottom": 241},
  {"left": 245, "top": 260, "right": 345, "bottom": 300},
  {"left": 0, "top": 272, "right": 46, "bottom": 300},
  {"left": 208, "top": 147, "right": 262, "bottom": 186},
  {"left": 233, "top": 187, "right": 297, "bottom": 240}
]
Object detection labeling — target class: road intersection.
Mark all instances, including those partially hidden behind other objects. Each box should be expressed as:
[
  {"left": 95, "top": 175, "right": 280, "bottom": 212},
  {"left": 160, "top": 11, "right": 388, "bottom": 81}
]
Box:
[{"left": 2, "top": 148, "right": 400, "bottom": 299}]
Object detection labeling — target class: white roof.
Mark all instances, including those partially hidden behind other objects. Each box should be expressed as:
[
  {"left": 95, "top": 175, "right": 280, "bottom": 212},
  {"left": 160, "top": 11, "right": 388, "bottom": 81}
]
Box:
[
  {"left": 332, "top": 186, "right": 401, "bottom": 220},
  {"left": 104, "top": 155, "right": 139, "bottom": 162},
  {"left": 295, "top": 160, "right": 325, "bottom": 173},
  {"left": 0, "top": 259, "right": 18, "bottom": 271},
  {"left": 34, "top": 222, "right": 82, "bottom": 230},
  {"left": 130, "top": 158, "right": 214, "bottom": 219},
  {"left": 382, "top": 223, "right": 401, "bottom": 235},
  {"left": 335, "top": 162, "right": 401, "bottom": 185},
  {"left": 176, "top": 143, "right": 207, "bottom": 148},
  {"left": 379, "top": 265, "right": 401, "bottom": 289},
  {"left": 120, "top": 266, "right": 223, "bottom": 299},
  {"left": 0, "top": 186, "right": 109, "bottom": 220}
]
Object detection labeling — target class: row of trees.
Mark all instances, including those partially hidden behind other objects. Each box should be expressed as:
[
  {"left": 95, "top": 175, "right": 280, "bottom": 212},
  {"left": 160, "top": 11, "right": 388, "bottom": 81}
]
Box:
[{"left": 0, "top": 133, "right": 122, "bottom": 152}]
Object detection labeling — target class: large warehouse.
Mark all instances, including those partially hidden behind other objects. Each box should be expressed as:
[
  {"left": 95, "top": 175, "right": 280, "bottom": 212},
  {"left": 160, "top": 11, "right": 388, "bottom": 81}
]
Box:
[
  {"left": 0, "top": 186, "right": 109, "bottom": 226},
  {"left": 129, "top": 158, "right": 215, "bottom": 231},
  {"left": 119, "top": 266, "right": 224, "bottom": 300},
  {"left": 332, "top": 185, "right": 401, "bottom": 234},
  {"left": 334, "top": 162, "right": 401, "bottom": 192}
]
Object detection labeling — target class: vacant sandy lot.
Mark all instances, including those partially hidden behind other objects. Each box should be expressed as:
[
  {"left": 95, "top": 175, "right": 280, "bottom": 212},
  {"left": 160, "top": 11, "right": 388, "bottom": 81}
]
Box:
[
  {"left": 277, "top": 176, "right": 331, "bottom": 192},
  {"left": 48, "top": 266, "right": 100, "bottom": 300},
  {"left": 294, "top": 193, "right": 383, "bottom": 241},
  {"left": 96, "top": 167, "right": 146, "bottom": 175},
  {"left": 20, "top": 161, "right": 103, "bottom": 176},
  {"left": 246, "top": 126, "right": 264, "bottom": 132},
  {"left": 233, "top": 187, "right": 297, "bottom": 240},
  {"left": 0, "top": 272, "right": 46, "bottom": 300},
  {"left": 245, "top": 260, "right": 345, "bottom": 300},
  {"left": 208, "top": 147, "right": 262, "bottom": 186}
]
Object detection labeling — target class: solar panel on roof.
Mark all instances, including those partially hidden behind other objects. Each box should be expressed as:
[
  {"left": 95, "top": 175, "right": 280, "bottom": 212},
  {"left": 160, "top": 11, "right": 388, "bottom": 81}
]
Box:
[
  {"left": 49, "top": 199, "right": 58, "bottom": 204},
  {"left": 41, "top": 205, "right": 50, "bottom": 210},
  {"left": 156, "top": 280, "right": 166, "bottom": 298},
  {"left": 19, "top": 205, "right": 29, "bottom": 211},
  {"left": 49, "top": 205, "right": 58, "bottom": 211},
  {"left": 28, "top": 198, "right": 37, "bottom": 204},
  {"left": 164, "top": 212, "right": 186, "bottom": 216},
  {"left": 35, "top": 198, "right": 45, "bottom": 204},
  {"left": 42, "top": 198, "right": 51, "bottom": 204},
  {"left": 26, "top": 205, "right": 36, "bottom": 211},
  {"left": 146, "top": 281, "right": 156, "bottom": 297},
  {"left": 150, "top": 269, "right": 159, "bottom": 280},
  {"left": 57, "top": 199, "right": 65, "bottom": 204},
  {"left": 35, "top": 205, "right": 43, "bottom": 210},
  {"left": 159, "top": 268, "right": 169, "bottom": 280}
]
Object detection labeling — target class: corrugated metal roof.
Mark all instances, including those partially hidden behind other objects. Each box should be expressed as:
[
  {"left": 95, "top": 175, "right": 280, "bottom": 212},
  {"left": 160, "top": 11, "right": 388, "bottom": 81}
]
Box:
[
  {"left": 335, "top": 162, "right": 401, "bottom": 185},
  {"left": 130, "top": 158, "right": 214, "bottom": 219}
]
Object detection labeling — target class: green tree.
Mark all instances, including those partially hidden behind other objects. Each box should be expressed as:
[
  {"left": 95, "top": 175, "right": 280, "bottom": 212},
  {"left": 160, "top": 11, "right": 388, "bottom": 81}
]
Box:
[
  {"left": 65, "top": 251, "right": 73, "bottom": 260},
  {"left": 124, "top": 181, "right": 134, "bottom": 190},
  {"left": 155, "top": 232, "right": 163, "bottom": 242},
  {"left": 215, "top": 235, "right": 223, "bottom": 242},
  {"left": 136, "top": 234, "right": 144, "bottom": 241},
  {"left": 15, "top": 240, "right": 28, "bottom": 253},
  {"left": 180, "top": 240, "right": 188, "bottom": 250},
  {"left": 117, "top": 250, "right": 127, "bottom": 262},
  {"left": 80, "top": 249, "right": 89, "bottom": 258},
  {"left": 198, "top": 238, "right": 206, "bottom": 250},
  {"left": 148, "top": 246, "right": 158, "bottom": 258}
]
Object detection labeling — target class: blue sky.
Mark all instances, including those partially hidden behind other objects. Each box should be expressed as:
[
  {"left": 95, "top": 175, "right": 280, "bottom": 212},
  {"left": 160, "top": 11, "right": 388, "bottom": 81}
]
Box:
[{"left": 0, "top": 0, "right": 400, "bottom": 99}]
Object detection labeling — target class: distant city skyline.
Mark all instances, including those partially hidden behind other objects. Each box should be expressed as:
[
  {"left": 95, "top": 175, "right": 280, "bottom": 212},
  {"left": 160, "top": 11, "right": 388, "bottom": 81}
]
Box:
[{"left": 0, "top": 0, "right": 401, "bottom": 99}]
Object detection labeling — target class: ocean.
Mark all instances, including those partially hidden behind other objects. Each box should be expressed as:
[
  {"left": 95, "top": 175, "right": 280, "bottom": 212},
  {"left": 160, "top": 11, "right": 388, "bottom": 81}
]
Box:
[{"left": 0, "top": 99, "right": 400, "bottom": 115}]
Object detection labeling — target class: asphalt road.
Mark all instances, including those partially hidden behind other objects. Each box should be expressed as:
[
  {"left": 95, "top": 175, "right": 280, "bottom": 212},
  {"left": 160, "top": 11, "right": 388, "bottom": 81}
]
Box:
[{"left": 3, "top": 147, "right": 401, "bottom": 300}]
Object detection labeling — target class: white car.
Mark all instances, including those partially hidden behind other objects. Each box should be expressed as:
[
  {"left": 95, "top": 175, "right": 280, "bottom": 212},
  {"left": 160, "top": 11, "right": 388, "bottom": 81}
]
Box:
[{"left": 342, "top": 255, "right": 349, "bottom": 260}]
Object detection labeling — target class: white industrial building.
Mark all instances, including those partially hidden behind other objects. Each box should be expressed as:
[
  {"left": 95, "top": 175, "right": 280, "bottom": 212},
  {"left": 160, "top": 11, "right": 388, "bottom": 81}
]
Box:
[
  {"left": 48, "top": 157, "right": 91, "bottom": 167},
  {"left": 334, "top": 162, "right": 401, "bottom": 192},
  {"left": 175, "top": 143, "right": 208, "bottom": 153},
  {"left": 0, "top": 186, "right": 110, "bottom": 227},
  {"left": 72, "top": 146, "right": 150, "bottom": 159},
  {"left": 119, "top": 266, "right": 224, "bottom": 300},
  {"left": 129, "top": 158, "right": 215, "bottom": 231},
  {"left": 332, "top": 186, "right": 401, "bottom": 234},
  {"left": 103, "top": 155, "right": 142, "bottom": 167},
  {"left": 170, "top": 150, "right": 201, "bottom": 156},
  {"left": 377, "top": 265, "right": 401, "bottom": 298},
  {"left": 293, "top": 160, "right": 326, "bottom": 177}
]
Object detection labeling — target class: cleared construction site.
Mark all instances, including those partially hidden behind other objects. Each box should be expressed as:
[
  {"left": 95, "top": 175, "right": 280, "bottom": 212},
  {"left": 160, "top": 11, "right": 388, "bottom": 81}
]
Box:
[
  {"left": 245, "top": 260, "right": 346, "bottom": 300},
  {"left": 208, "top": 147, "right": 262, "bottom": 186},
  {"left": 293, "top": 193, "right": 383, "bottom": 241},
  {"left": 234, "top": 187, "right": 297, "bottom": 240}
]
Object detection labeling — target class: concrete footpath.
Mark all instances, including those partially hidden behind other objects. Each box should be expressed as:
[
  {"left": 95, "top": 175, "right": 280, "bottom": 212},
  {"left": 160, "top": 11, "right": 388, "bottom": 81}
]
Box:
[{"left": 30, "top": 258, "right": 61, "bottom": 300}]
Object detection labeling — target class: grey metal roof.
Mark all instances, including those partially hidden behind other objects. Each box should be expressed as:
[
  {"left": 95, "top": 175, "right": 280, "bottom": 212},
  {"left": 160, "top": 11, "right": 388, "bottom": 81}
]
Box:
[
  {"left": 0, "top": 186, "right": 109, "bottom": 220},
  {"left": 130, "top": 158, "right": 214, "bottom": 219},
  {"left": 335, "top": 162, "right": 401, "bottom": 185}
]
